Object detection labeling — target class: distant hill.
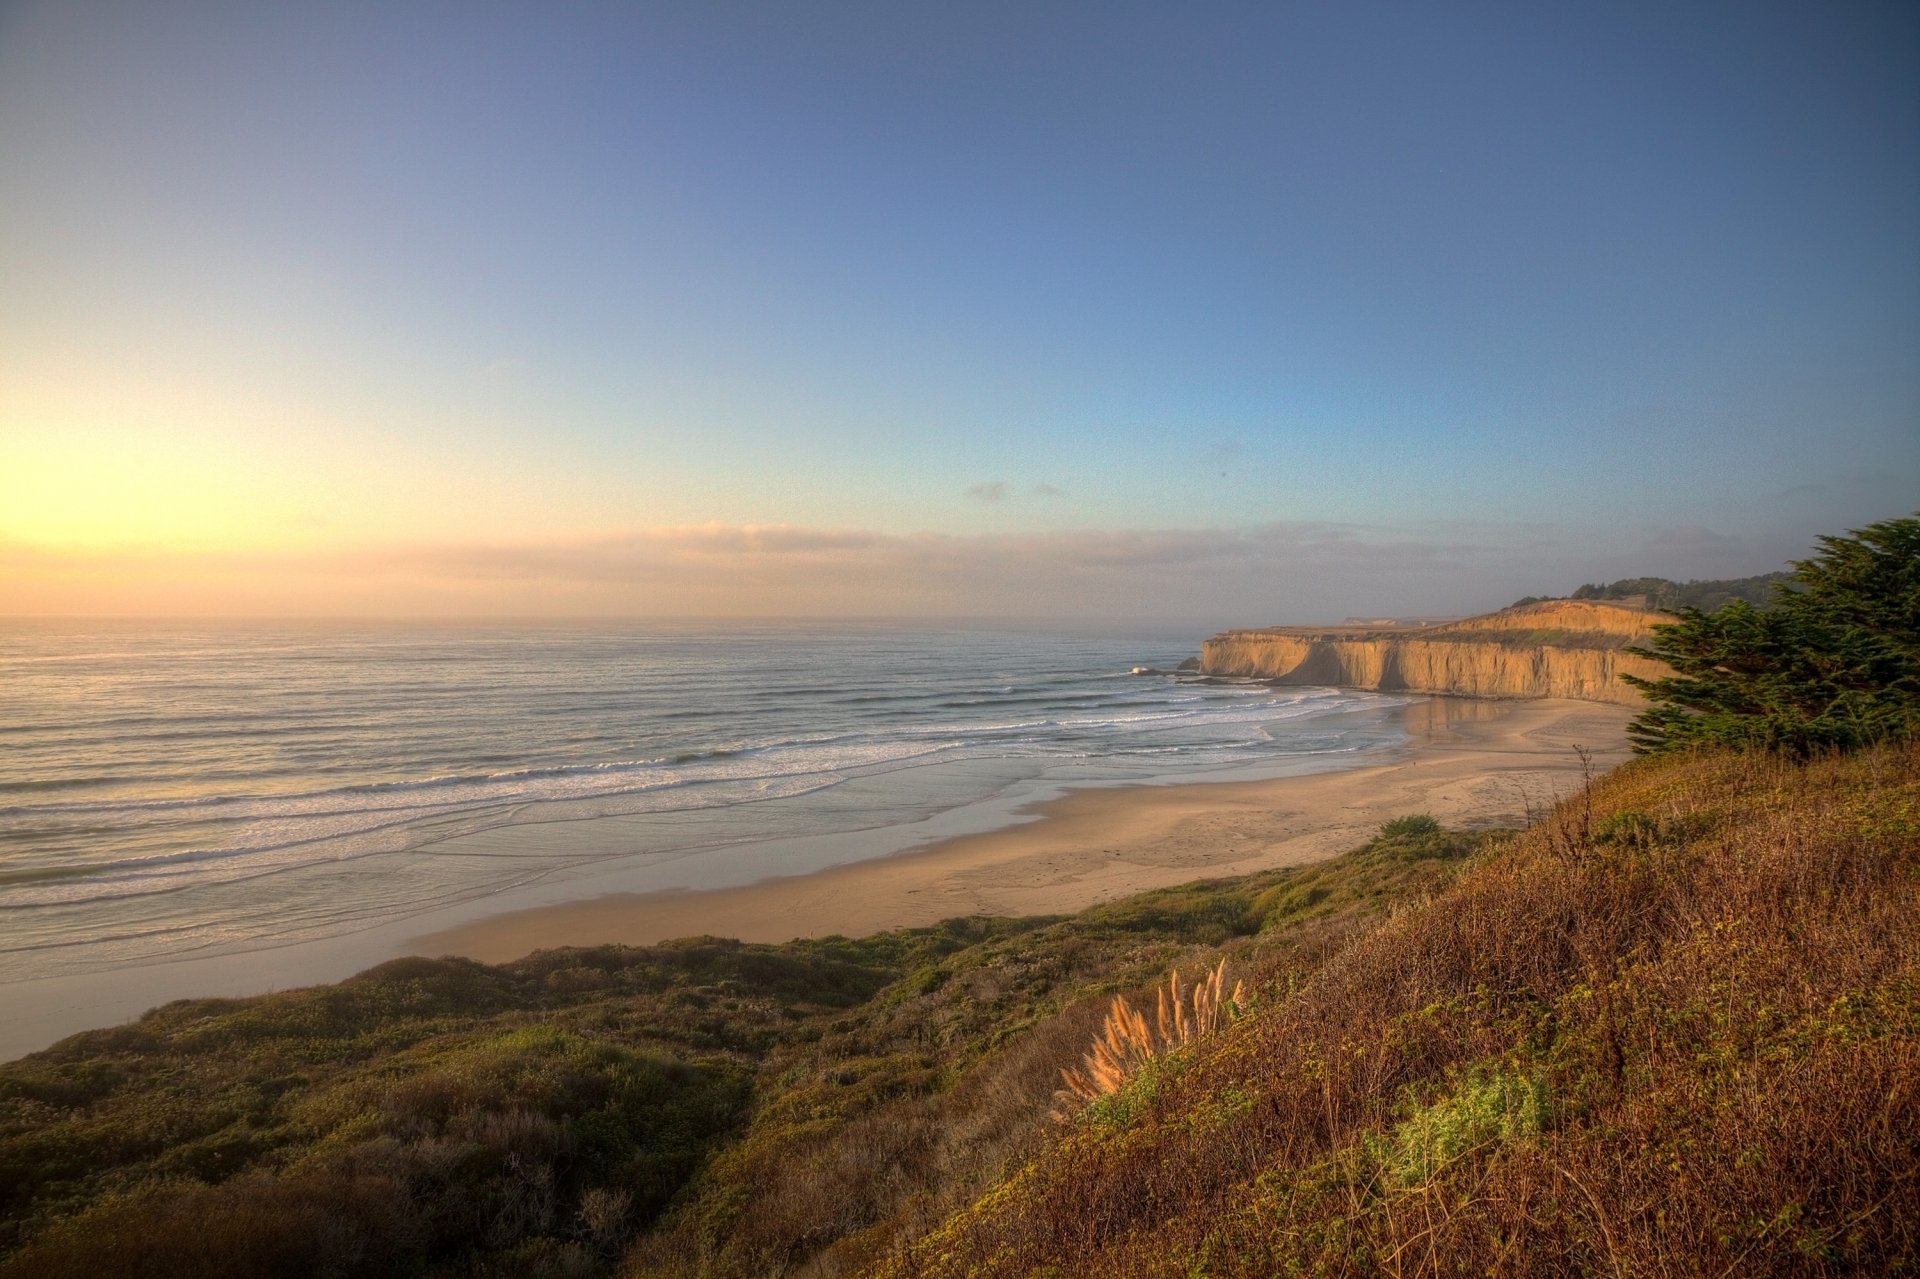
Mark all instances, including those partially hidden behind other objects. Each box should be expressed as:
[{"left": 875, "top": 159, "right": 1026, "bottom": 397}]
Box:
[{"left": 1511, "top": 571, "right": 1790, "bottom": 613}]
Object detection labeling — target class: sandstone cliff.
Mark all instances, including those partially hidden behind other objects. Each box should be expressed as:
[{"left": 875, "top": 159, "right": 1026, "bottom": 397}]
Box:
[{"left": 1200, "top": 600, "right": 1670, "bottom": 705}]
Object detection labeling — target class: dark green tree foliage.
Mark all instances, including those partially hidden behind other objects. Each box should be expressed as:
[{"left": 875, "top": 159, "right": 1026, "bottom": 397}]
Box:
[
  {"left": 1511, "top": 572, "right": 1788, "bottom": 612},
  {"left": 1622, "top": 516, "right": 1920, "bottom": 753},
  {"left": 1571, "top": 572, "right": 1789, "bottom": 612}
]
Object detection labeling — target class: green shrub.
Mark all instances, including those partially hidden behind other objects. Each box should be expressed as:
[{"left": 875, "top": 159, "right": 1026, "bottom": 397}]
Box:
[
  {"left": 1369, "top": 1068, "right": 1550, "bottom": 1187},
  {"left": 1378, "top": 814, "right": 1442, "bottom": 840},
  {"left": 1626, "top": 514, "right": 1919, "bottom": 754},
  {"left": 1369, "top": 813, "right": 1472, "bottom": 862}
]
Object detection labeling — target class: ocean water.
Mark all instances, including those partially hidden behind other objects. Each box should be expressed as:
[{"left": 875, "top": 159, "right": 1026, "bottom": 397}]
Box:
[{"left": 0, "top": 621, "right": 1408, "bottom": 981}]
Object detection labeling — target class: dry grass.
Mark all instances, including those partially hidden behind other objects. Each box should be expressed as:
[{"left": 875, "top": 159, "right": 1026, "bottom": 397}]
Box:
[
  {"left": 883, "top": 742, "right": 1920, "bottom": 1277},
  {"left": 1052, "top": 961, "right": 1245, "bottom": 1121}
]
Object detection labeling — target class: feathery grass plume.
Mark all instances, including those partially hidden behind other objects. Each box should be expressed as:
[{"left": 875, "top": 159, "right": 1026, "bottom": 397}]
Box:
[{"left": 1052, "top": 959, "right": 1245, "bottom": 1121}]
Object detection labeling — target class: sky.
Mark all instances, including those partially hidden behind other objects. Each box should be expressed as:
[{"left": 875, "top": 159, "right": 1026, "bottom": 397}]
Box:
[{"left": 2, "top": 0, "right": 1915, "bottom": 620}]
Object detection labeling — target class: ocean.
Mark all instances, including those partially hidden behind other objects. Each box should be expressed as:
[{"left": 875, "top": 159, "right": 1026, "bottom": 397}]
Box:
[{"left": 0, "top": 620, "right": 1409, "bottom": 986}]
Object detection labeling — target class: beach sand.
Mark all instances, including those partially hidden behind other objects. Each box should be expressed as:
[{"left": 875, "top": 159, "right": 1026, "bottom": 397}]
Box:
[
  {"left": 0, "top": 696, "right": 1636, "bottom": 1062},
  {"left": 417, "top": 697, "right": 1636, "bottom": 963}
]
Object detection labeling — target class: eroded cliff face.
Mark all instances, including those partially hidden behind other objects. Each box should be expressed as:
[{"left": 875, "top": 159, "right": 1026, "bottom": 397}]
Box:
[{"left": 1200, "top": 601, "right": 1670, "bottom": 705}]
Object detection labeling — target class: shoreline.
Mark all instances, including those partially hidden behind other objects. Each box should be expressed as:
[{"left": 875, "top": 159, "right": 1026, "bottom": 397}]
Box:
[
  {"left": 415, "top": 697, "right": 1636, "bottom": 963},
  {"left": 0, "top": 696, "right": 1633, "bottom": 1062}
]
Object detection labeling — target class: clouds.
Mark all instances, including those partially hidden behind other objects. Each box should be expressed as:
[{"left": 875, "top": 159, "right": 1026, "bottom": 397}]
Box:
[
  {"left": 0, "top": 518, "right": 1570, "bottom": 620},
  {"left": 371, "top": 520, "right": 1456, "bottom": 581},
  {"left": 8, "top": 503, "right": 1857, "bottom": 622},
  {"left": 968, "top": 480, "right": 1065, "bottom": 502}
]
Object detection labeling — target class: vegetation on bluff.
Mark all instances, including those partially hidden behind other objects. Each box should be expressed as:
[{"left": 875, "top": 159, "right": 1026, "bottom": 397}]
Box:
[
  {"left": 886, "top": 742, "right": 1920, "bottom": 1277},
  {"left": 1511, "top": 570, "right": 1789, "bottom": 612},
  {"left": 0, "top": 822, "right": 1477, "bottom": 1278}
]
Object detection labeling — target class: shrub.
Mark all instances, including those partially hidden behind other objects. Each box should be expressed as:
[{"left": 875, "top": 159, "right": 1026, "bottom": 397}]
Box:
[
  {"left": 1625, "top": 514, "right": 1919, "bottom": 754},
  {"left": 1369, "top": 812, "right": 1471, "bottom": 862},
  {"left": 1368, "top": 1067, "right": 1550, "bottom": 1187},
  {"left": 1378, "top": 813, "right": 1442, "bottom": 840}
]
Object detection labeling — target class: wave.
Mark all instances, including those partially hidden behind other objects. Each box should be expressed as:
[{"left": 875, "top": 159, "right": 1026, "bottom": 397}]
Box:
[
  {"left": 0, "top": 762, "right": 886, "bottom": 910},
  {"left": 0, "top": 637, "right": 1406, "bottom": 934},
  {"left": 0, "top": 738, "right": 943, "bottom": 821},
  {"left": 0, "top": 776, "right": 131, "bottom": 795},
  {"left": 5, "top": 684, "right": 1367, "bottom": 817}
]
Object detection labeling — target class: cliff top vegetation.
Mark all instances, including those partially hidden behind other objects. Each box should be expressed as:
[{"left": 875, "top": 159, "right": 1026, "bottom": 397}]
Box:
[
  {"left": 1214, "top": 598, "right": 1656, "bottom": 649},
  {"left": 1511, "top": 571, "right": 1790, "bottom": 612}
]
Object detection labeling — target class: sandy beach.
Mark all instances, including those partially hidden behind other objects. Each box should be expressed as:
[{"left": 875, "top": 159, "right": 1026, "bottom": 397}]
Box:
[
  {"left": 417, "top": 696, "right": 1636, "bottom": 963},
  {"left": 0, "top": 696, "right": 1633, "bottom": 1063}
]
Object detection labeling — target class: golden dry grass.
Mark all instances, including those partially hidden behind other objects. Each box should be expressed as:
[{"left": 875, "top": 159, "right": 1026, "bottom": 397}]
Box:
[
  {"left": 884, "top": 742, "right": 1920, "bottom": 1278},
  {"left": 1052, "top": 960, "right": 1245, "bottom": 1121}
]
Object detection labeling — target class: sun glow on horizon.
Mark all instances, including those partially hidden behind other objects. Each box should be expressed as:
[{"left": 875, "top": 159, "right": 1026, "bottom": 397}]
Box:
[
  {"left": 1, "top": 423, "right": 322, "bottom": 553},
  {"left": 0, "top": 408, "right": 650, "bottom": 559}
]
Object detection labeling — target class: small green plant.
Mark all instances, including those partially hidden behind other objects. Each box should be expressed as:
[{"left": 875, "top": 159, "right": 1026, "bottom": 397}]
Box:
[
  {"left": 1371, "top": 813, "right": 1470, "bottom": 861},
  {"left": 1370, "top": 1068, "right": 1550, "bottom": 1188},
  {"left": 1379, "top": 814, "right": 1442, "bottom": 840},
  {"left": 1592, "top": 808, "right": 1708, "bottom": 851}
]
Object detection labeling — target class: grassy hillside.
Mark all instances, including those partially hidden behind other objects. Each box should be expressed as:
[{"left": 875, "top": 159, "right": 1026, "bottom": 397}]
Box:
[
  {"left": 887, "top": 743, "right": 1920, "bottom": 1277},
  {"left": 3, "top": 743, "right": 1913, "bottom": 1277},
  {"left": 0, "top": 816, "right": 1478, "bottom": 1278}
]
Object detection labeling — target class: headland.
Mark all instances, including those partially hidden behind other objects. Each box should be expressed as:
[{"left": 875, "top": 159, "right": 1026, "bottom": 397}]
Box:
[{"left": 1201, "top": 599, "right": 1669, "bottom": 703}]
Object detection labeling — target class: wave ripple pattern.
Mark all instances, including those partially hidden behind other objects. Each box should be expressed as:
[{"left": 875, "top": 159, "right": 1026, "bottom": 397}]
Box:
[{"left": 0, "top": 622, "right": 1402, "bottom": 976}]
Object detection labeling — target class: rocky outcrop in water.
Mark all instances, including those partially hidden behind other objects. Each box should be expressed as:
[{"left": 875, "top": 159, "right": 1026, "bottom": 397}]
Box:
[{"left": 1200, "top": 601, "right": 1670, "bottom": 705}]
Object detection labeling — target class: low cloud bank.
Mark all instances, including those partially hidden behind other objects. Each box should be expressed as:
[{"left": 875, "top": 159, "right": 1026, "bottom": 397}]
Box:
[{"left": 0, "top": 518, "right": 1824, "bottom": 620}]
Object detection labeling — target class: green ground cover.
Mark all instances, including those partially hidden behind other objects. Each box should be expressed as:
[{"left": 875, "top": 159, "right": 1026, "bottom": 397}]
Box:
[{"left": 0, "top": 811, "right": 1478, "bottom": 1278}]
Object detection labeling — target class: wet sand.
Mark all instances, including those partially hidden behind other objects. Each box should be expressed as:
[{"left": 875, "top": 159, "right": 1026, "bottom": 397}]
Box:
[{"left": 416, "top": 697, "right": 1635, "bottom": 962}]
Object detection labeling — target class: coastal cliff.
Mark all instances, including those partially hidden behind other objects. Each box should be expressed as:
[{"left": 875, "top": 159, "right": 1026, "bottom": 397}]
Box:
[{"left": 1200, "top": 600, "right": 1670, "bottom": 705}]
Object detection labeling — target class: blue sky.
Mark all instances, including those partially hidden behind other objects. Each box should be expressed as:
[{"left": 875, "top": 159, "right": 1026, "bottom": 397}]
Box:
[{"left": 1, "top": 1, "right": 1915, "bottom": 617}]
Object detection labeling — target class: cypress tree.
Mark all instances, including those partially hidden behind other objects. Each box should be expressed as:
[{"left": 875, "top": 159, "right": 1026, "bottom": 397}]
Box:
[{"left": 1622, "top": 515, "right": 1920, "bottom": 753}]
